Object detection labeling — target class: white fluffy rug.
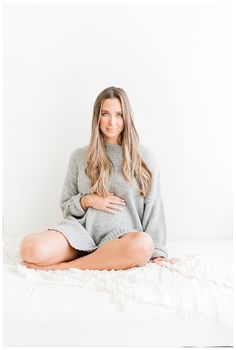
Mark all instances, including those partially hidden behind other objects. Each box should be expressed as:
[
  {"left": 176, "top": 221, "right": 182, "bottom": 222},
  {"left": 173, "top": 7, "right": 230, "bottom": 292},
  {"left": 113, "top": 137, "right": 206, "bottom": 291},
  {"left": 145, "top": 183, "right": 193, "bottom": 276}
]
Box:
[{"left": 3, "top": 237, "right": 233, "bottom": 331}]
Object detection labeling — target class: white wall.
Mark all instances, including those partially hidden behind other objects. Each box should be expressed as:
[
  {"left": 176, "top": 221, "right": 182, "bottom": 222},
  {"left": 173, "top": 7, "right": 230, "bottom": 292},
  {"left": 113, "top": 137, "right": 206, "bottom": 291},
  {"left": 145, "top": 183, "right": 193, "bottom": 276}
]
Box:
[{"left": 4, "top": 1, "right": 233, "bottom": 240}]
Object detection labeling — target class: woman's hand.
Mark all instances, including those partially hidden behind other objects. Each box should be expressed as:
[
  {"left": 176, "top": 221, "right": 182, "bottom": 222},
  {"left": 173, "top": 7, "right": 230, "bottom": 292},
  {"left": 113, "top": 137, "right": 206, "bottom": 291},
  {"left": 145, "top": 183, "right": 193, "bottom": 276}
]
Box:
[
  {"left": 151, "top": 257, "right": 177, "bottom": 265},
  {"left": 85, "top": 192, "right": 126, "bottom": 214}
]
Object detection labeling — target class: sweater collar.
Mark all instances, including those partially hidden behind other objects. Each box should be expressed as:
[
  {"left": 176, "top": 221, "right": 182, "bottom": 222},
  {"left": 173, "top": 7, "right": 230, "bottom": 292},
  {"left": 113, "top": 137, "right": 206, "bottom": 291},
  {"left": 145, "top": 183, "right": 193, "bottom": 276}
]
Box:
[{"left": 104, "top": 144, "right": 122, "bottom": 152}]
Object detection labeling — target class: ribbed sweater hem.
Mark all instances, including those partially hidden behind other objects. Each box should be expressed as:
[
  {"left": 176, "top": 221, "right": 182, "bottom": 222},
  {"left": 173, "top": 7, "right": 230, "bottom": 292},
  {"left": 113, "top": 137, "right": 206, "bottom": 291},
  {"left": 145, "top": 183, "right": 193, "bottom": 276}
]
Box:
[
  {"left": 48, "top": 218, "right": 97, "bottom": 252},
  {"left": 48, "top": 220, "right": 140, "bottom": 253}
]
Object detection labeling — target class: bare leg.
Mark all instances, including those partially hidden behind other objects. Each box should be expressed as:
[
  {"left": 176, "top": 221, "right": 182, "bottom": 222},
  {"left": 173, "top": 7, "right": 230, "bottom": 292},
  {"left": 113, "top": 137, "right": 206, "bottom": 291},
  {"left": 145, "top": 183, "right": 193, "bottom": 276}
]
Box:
[
  {"left": 22, "top": 231, "right": 154, "bottom": 271},
  {"left": 20, "top": 230, "right": 90, "bottom": 266}
]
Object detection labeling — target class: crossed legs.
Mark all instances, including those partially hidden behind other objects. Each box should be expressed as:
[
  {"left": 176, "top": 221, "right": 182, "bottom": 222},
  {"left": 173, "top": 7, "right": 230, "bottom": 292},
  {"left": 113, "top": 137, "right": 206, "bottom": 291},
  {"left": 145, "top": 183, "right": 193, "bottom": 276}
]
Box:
[{"left": 20, "top": 230, "right": 155, "bottom": 271}]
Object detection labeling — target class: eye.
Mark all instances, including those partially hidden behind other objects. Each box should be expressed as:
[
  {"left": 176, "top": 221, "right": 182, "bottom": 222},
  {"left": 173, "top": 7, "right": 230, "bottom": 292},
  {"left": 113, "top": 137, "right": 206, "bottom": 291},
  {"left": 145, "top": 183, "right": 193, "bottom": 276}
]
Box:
[
  {"left": 101, "top": 112, "right": 108, "bottom": 117},
  {"left": 116, "top": 114, "right": 123, "bottom": 118}
]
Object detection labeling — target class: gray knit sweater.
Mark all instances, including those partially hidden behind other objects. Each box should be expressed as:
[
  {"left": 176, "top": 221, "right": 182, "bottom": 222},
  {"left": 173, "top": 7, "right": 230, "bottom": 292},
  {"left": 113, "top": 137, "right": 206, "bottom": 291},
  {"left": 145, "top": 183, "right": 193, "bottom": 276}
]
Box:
[{"left": 59, "top": 143, "right": 168, "bottom": 259}]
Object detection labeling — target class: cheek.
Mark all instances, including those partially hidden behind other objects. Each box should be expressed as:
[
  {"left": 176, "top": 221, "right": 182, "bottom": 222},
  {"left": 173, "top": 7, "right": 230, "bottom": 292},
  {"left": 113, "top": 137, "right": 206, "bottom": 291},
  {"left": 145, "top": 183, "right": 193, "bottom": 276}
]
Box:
[
  {"left": 119, "top": 119, "right": 124, "bottom": 129},
  {"left": 99, "top": 119, "right": 106, "bottom": 129}
]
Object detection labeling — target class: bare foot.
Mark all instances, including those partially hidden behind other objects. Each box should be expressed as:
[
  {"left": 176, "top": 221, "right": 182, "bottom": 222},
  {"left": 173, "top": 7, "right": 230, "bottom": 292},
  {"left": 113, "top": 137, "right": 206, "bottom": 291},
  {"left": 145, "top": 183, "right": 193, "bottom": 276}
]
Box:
[
  {"left": 151, "top": 257, "right": 177, "bottom": 265},
  {"left": 20, "top": 261, "right": 66, "bottom": 271}
]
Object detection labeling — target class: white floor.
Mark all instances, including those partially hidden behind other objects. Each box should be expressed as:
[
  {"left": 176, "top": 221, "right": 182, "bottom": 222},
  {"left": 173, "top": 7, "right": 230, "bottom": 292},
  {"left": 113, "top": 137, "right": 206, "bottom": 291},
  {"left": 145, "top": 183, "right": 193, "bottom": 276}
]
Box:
[{"left": 3, "top": 238, "right": 233, "bottom": 347}]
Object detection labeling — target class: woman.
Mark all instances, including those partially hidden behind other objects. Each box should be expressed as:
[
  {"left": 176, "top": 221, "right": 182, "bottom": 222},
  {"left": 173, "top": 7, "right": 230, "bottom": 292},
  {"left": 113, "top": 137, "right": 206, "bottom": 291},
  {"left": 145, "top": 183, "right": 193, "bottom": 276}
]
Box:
[{"left": 20, "top": 86, "right": 175, "bottom": 271}]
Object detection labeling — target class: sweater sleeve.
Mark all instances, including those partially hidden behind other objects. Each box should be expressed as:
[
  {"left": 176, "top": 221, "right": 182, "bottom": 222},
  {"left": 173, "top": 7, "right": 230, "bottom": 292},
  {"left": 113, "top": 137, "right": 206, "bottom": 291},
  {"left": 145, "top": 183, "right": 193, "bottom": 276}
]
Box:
[
  {"left": 59, "top": 149, "right": 86, "bottom": 219},
  {"left": 141, "top": 148, "right": 168, "bottom": 258}
]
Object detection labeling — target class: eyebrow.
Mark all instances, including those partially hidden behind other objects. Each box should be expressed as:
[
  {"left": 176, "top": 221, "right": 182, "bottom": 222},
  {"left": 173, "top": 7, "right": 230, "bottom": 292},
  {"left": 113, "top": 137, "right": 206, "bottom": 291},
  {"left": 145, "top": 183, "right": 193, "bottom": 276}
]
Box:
[{"left": 101, "top": 109, "right": 123, "bottom": 113}]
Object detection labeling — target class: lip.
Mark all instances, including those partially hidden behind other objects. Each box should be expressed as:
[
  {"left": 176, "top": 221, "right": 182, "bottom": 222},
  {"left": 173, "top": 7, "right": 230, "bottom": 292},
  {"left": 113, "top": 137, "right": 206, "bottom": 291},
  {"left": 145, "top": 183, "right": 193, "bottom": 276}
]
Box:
[{"left": 106, "top": 128, "right": 118, "bottom": 132}]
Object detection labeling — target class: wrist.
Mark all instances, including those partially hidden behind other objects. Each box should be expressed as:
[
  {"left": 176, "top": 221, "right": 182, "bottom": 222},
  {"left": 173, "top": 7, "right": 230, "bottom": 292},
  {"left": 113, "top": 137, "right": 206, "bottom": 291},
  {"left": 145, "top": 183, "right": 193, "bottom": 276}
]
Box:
[
  {"left": 80, "top": 194, "right": 92, "bottom": 210},
  {"left": 80, "top": 195, "right": 87, "bottom": 210},
  {"left": 83, "top": 194, "right": 89, "bottom": 209}
]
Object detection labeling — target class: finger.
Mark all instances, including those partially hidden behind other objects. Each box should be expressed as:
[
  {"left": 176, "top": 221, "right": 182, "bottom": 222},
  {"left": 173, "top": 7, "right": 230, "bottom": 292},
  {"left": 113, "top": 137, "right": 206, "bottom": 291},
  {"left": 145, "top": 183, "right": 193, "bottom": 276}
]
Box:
[
  {"left": 116, "top": 198, "right": 126, "bottom": 205},
  {"left": 152, "top": 259, "right": 164, "bottom": 264},
  {"left": 108, "top": 204, "right": 123, "bottom": 211},
  {"left": 166, "top": 259, "right": 176, "bottom": 264},
  {"left": 108, "top": 196, "right": 126, "bottom": 205},
  {"left": 115, "top": 195, "right": 126, "bottom": 202},
  {"left": 108, "top": 201, "right": 125, "bottom": 207}
]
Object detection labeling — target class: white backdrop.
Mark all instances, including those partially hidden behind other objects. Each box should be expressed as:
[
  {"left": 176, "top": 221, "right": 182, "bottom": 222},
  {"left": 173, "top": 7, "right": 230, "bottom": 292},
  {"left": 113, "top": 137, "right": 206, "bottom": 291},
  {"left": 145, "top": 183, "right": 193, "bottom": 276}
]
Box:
[{"left": 4, "top": 0, "right": 233, "bottom": 241}]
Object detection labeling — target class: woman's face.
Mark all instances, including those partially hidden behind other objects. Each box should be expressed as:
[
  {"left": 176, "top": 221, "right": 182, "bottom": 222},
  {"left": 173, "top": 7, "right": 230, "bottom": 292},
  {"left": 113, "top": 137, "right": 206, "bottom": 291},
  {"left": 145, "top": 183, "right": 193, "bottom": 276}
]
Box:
[{"left": 99, "top": 98, "right": 124, "bottom": 145}]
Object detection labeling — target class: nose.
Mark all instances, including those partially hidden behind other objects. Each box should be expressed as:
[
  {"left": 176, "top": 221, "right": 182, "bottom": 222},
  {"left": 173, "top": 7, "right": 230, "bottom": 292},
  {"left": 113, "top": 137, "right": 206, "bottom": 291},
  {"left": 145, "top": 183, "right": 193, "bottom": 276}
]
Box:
[{"left": 108, "top": 115, "right": 117, "bottom": 125}]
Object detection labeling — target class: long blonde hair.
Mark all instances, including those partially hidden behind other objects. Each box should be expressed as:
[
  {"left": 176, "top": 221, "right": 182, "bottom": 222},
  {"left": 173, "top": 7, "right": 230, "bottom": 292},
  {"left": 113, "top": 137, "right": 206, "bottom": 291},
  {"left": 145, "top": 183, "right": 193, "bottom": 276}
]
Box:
[{"left": 85, "top": 86, "right": 152, "bottom": 197}]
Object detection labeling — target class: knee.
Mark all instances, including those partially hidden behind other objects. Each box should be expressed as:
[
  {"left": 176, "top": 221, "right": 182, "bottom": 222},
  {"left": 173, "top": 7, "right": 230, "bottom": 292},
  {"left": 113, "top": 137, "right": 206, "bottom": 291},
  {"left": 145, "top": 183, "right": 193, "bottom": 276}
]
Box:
[
  {"left": 20, "top": 234, "right": 47, "bottom": 263},
  {"left": 124, "top": 231, "right": 154, "bottom": 267}
]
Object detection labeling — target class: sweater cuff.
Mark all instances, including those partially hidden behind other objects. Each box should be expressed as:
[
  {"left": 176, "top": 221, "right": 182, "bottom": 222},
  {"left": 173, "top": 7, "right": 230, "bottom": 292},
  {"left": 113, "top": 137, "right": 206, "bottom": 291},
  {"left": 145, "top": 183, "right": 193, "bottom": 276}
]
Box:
[
  {"left": 151, "top": 247, "right": 168, "bottom": 259},
  {"left": 72, "top": 193, "right": 86, "bottom": 218}
]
